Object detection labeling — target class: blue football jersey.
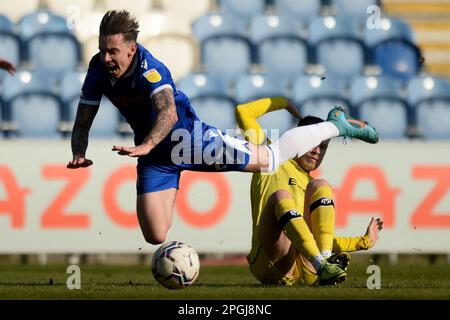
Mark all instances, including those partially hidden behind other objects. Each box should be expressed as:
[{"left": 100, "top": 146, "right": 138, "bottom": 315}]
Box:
[{"left": 80, "top": 43, "right": 199, "bottom": 155}]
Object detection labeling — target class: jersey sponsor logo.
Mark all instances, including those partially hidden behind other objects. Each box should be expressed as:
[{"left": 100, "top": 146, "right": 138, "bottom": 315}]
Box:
[
  {"left": 321, "top": 197, "right": 333, "bottom": 205},
  {"left": 143, "top": 69, "right": 162, "bottom": 83},
  {"left": 288, "top": 178, "right": 297, "bottom": 185}
]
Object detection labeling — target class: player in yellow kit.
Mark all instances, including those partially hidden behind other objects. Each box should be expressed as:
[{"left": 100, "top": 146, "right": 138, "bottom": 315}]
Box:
[{"left": 236, "top": 98, "right": 384, "bottom": 286}]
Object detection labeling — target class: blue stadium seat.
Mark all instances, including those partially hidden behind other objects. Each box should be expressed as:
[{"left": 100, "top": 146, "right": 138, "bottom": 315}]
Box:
[
  {"left": 309, "top": 16, "right": 367, "bottom": 81},
  {"left": 192, "top": 13, "right": 254, "bottom": 88},
  {"left": 61, "top": 70, "right": 121, "bottom": 138},
  {"left": 0, "top": 14, "right": 21, "bottom": 81},
  {"left": 350, "top": 75, "right": 409, "bottom": 139},
  {"left": 407, "top": 76, "right": 450, "bottom": 139},
  {"left": 275, "top": 0, "right": 321, "bottom": 24},
  {"left": 2, "top": 70, "right": 63, "bottom": 138},
  {"left": 331, "top": 0, "right": 380, "bottom": 22},
  {"left": 364, "top": 17, "right": 421, "bottom": 81},
  {"left": 177, "top": 72, "right": 237, "bottom": 131},
  {"left": 218, "top": 0, "right": 266, "bottom": 20},
  {"left": 292, "top": 74, "right": 350, "bottom": 119},
  {"left": 235, "top": 73, "right": 294, "bottom": 134},
  {"left": 249, "top": 14, "right": 309, "bottom": 81},
  {"left": 18, "top": 10, "right": 82, "bottom": 80}
]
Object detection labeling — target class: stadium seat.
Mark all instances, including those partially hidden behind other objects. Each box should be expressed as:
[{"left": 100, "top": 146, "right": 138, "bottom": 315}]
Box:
[
  {"left": 138, "top": 10, "right": 191, "bottom": 37},
  {"left": 192, "top": 13, "right": 254, "bottom": 88},
  {"left": 407, "top": 76, "right": 450, "bottom": 139},
  {"left": 0, "top": 14, "right": 21, "bottom": 81},
  {"left": 102, "top": 0, "right": 153, "bottom": 15},
  {"left": 44, "top": 0, "right": 98, "bottom": 17},
  {"left": 143, "top": 34, "right": 199, "bottom": 82},
  {"left": 177, "top": 72, "right": 237, "bottom": 131},
  {"left": 159, "top": 0, "right": 212, "bottom": 25},
  {"left": 331, "top": 0, "right": 380, "bottom": 22},
  {"left": 0, "top": 0, "right": 40, "bottom": 22},
  {"left": 218, "top": 0, "right": 266, "bottom": 20},
  {"left": 292, "top": 74, "right": 350, "bottom": 120},
  {"left": 309, "top": 16, "right": 367, "bottom": 81},
  {"left": 364, "top": 17, "right": 421, "bottom": 82},
  {"left": 249, "top": 14, "right": 309, "bottom": 81},
  {"left": 274, "top": 0, "right": 321, "bottom": 24},
  {"left": 234, "top": 73, "right": 294, "bottom": 135},
  {"left": 350, "top": 75, "right": 409, "bottom": 139},
  {"left": 2, "top": 70, "right": 63, "bottom": 138},
  {"left": 18, "top": 10, "right": 82, "bottom": 79},
  {"left": 60, "top": 70, "right": 121, "bottom": 138}
]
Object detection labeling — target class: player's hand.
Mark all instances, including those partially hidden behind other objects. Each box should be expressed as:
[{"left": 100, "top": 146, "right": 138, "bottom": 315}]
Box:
[
  {"left": 112, "top": 144, "right": 152, "bottom": 157},
  {"left": 67, "top": 156, "right": 93, "bottom": 169},
  {"left": 365, "top": 217, "right": 383, "bottom": 248}
]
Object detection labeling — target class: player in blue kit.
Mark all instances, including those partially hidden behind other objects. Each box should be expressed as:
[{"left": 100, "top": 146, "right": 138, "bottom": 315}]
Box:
[{"left": 67, "top": 10, "right": 379, "bottom": 247}]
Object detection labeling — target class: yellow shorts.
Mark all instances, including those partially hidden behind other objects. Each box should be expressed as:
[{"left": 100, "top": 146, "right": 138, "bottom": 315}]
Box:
[{"left": 248, "top": 246, "right": 319, "bottom": 286}]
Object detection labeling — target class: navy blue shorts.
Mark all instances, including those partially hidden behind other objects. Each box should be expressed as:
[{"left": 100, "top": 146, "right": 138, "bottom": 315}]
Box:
[{"left": 136, "top": 126, "right": 251, "bottom": 194}]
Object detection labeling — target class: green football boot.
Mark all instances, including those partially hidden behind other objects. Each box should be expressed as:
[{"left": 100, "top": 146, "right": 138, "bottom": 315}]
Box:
[
  {"left": 327, "top": 106, "right": 379, "bottom": 144},
  {"left": 327, "top": 252, "right": 351, "bottom": 271},
  {"left": 317, "top": 261, "right": 348, "bottom": 286}
]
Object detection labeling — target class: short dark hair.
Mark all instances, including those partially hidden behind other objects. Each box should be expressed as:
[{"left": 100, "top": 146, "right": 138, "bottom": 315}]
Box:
[
  {"left": 99, "top": 10, "right": 139, "bottom": 42},
  {"left": 297, "top": 115, "right": 324, "bottom": 127}
]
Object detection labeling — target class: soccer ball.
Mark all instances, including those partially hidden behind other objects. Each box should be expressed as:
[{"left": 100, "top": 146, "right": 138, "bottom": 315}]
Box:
[{"left": 151, "top": 241, "right": 200, "bottom": 289}]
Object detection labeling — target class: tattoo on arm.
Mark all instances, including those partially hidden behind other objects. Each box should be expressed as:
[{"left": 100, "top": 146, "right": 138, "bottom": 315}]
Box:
[
  {"left": 71, "top": 103, "right": 99, "bottom": 157},
  {"left": 145, "top": 88, "right": 178, "bottom": 148}
]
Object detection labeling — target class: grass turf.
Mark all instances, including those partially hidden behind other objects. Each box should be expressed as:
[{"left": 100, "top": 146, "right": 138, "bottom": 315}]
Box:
[{"left": 0, "top": 262, "right": 449, "bottom": 300}]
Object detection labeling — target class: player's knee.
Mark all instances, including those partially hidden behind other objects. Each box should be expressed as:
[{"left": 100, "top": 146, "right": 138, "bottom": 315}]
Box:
[
  {"left": 271, "top": 189, "right": 292, "bottom": 202},
  {"left": 307, "top": 178, "right": 331, "bottom": 193}
]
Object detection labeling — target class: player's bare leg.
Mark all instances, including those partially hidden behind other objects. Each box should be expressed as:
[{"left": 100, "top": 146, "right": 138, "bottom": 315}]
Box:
[{"left": 137, "top": 188, "right": 177, "bottom": 244}]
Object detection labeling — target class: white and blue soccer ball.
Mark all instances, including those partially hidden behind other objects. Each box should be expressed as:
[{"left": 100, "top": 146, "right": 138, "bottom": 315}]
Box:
[{"left": 151, "top": 241, "right": 200, "bottom": 289}]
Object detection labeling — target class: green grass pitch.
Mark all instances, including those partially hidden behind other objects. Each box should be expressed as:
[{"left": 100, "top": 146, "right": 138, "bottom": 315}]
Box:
[{"left": 0, "top": 260, "right": 449, "bottom": 300}]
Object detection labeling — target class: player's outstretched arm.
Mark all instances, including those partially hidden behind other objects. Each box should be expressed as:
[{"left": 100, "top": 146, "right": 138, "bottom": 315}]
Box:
[
  {"left": 113, "top": 88, "right": 178, "bottom": 157},
  {"left": 67, "top": 103, "right": 98, "bottom": 169},
  {"left": 365, "top": 217, "right": 384, "bottom": 249}
]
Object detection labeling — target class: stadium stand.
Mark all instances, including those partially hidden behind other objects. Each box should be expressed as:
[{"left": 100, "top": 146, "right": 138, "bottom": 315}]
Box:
[
  {"left": 60, "top": 70, "right": 123, "bottom": 138},
  {"left": 157, "top": 0, "right": 212, "bottom": 26},
  {"left": 0, "top": 14, "right": 21, "bottom": 81},
  {"left": 143, "top": 34, "right": 199, "bottom": 82},
  {"left": 331, "top": 0, "right": 380, "bottom": 22},
  {"left": 291, "top": 74, "right": 350, "bottom": 120},
  {"left": 0, "top": 0, "right": 40, "bottom": 22},
  {"left": 218, "top": 0, "right": 266, "bottom": 20},
  {"left": 350, "top": 75, "right": 409, "bottom": 139},
  {"left": 274, "top": 0, "right": 322, "bottom": 24},
  {"left": 249, "top": 14, "right": 309, "bottom": 82},
  {"left": 309, "top": 15, "right": 367, "bottom": 81},
  {"left": 0, "top": 0, "right": 447, "bottom": 142},
  {"left": 177, "top": 72, "right": 236, "bottom": 131},
  {"left": 407, "top": 75, "right": 450, "bottom": 139},
  {"left": 234, "top": 73, "right": 295, "bottom": 134},
  {"left": 364, "top": 16, "right": 422, "bottom": 82},
  {"left": 192, "top": 13, "right": 254, "bottom": 88},
  {"left": 1, "top": 70, "right": 63, "bottom": 138},
  {"left": 17, "top": 9, "right": 82, "bottom": 81},
  {"left": 102, "top": 0, "right": 154, "bottom": 16}
]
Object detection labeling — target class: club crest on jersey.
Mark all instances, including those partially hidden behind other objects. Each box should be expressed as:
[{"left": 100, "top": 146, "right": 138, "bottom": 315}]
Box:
[{"left": 143, "top": 69, "right": 162, "bottom": 83}]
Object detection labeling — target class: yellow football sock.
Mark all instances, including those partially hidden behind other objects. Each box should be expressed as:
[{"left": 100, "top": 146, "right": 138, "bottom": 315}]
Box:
[
  {"left": 274, "top": 198, "right": 323, "bottom": 270},
  {"left": 333, "top": 236, "right": 371, "bottom": 252},
  {"left": 309, "top": 185, "right": 335, "bottom": 258}
]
